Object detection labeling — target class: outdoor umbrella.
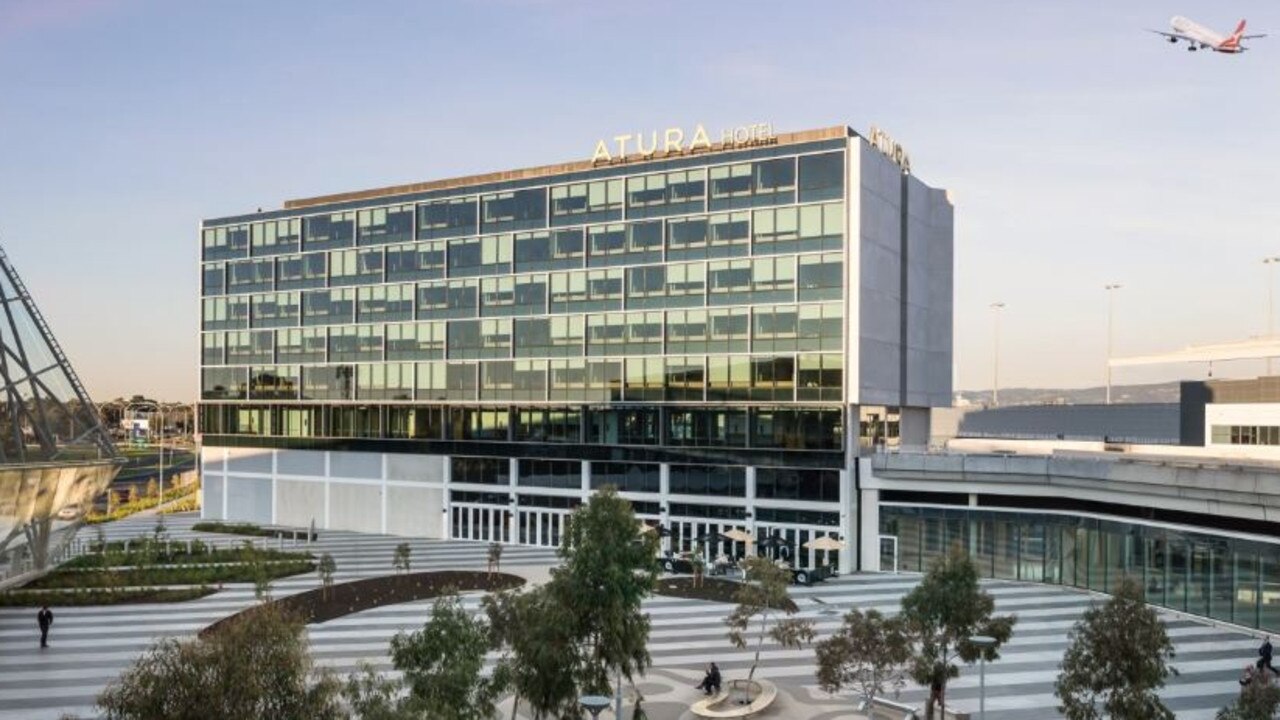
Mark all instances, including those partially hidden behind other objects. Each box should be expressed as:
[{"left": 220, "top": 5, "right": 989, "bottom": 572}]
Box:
[
  {"left": 723, "top": 528, "right": 754, "bottom": 543},
  {"left": 755, "top": 535, "right": 786, "bottom": 549},
  {"left": 804, "top": 536, "right": 846, "bottom": 551}
]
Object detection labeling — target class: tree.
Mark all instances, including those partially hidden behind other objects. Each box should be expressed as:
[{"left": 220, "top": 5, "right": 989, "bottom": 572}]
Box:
[
  {"left": 96, "top": 604, "right": 343, "bottom": 720},
  {"left": 485, "top": 586, "right": 583, "bottom": 720},
  {"left": 691, "top": 542, "right": 706, "bottom": 589},
  {"left": 1055, "top": 576, "right": 1177, "bottom": 720},
  {"left": 815, "top": 609, "right": 913, "bottom": 714},
  {"left": 145, "top": 478, "right": 159, "bottom": 500},
  {"left": 393, "top": 542, "right": 411, "bottom": 574},
  {"left": 900, "top": 546, "right": 1017, "bottom": 720},
  {"left": 487, "top": 541, "right": 504, "bottom": 577},
  {"left": 389, "top": 591, "right": 509, "bottom": 720},
  {"left": 317, "top": 553, "right": 336, "bottom": 600},
  {"left": 341, "top": 662, "right": 404, "bottom": 720},
  {"left": 726, "top": 555, "right": 815, "bottom": 686},
  {"left": 549, "top": 486, "right": 660, "bottom": 695},
  {"left": 127, "top": 485, "right": 139, "bottom": 505},
  {"left": 1218, "top": 675, "right": 1280, "bottom": 720}
]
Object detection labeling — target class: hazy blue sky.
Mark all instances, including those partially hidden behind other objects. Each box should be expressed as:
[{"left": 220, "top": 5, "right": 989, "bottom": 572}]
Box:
[{"left": 1, "top": 0, "right": 1277, "bottom": 400}]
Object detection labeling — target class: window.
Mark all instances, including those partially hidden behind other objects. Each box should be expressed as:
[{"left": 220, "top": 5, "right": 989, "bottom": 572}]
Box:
[
  {"left": 448, "top": 409, "right": 510, "bottom": 441},
  {"left": 481, "top": 188, "right": 546, "bottom": 232},
  {"left": 665, "top": 307, "right": 749, "bottom": 354},
  {"left": 587, "top": 221, "right": 663, "bottom": 267},
  {"left": 707, "top": 356, "right": 751, "bottom": 401},
  {"left": 798, "top": 253, "right": 843, "bottom": 302},
  {"left": 586, "top": 312, "right": 663, "bottom": 356},
  {"left": 202, "top": 367, "right": 247, "bottom": 400},
  {"left": 518, "top": 459, "right": 581, "bottom": 488},
  {"left": 755, "top": 467, "right": 841, "bottom": 503},
  {"left": 708, "top": 157, "right": 795, "bottom": 210},
  {"left": 481, "top": 274, "right": 547, "bottom": 317},
  {"left": 250, "top": 292, "right": 300, "bottom": 329},
  {"left": 798, "top": 302, "right": 843, "bottom": 351},
  {"left": 276, "top": 328, "right": 326, "bottom": 363},
  {"left": 386, "top": 241, "right": 445, "bottom": 282},
  {"left": 625, "top": 169, "right": 706, "bottom": 219},
  {"left": 449, "top": 234, "right": 512, "bottom": 277},
  {"left": 514, "top": 316, "right": 584, "bottom": 357},
  {"left": 249, "top": 365, "right": 300, "bottom": 400},
  {"left": 357, "top": 284, "right": 414, "bottom": 322},
  {"left": 514, "top": 229, "right": 584, "bottom": 272},
  {"left": 753, "top": 304, "right": 842, "bottom": 353},
  {"left": 328, "top": 325, "right": 383, "bottom": 362},
  {"left": 201, "top": 333, "right": 225, "bottom": 365},
  {"left": 547, "top": 358, "right": 587, "bottom": 401},
  {"left": 668, "top": 503, "right": 746, "bottom": 521},
  {"left": 202, "top": 296, "right": 249, "bottom": 330},
  {"left": 357, "top": 204, "right": 413, "bottom": 245},
  {"left": 451, "top": 457, "right": 510, "bottom": 485},
  {"left": 797, "top": 353, "right": 843, "bottom": 401},
  {"left": 303, "top": 212, "right": 355, "bottom": 251},
  {"left": 416, "top": 279, "right": 478, "bottom": 319},
  {"left": 202, "top": 225, "right": 249, "bottom": 261},
  {"left": 666, "top": 408, "right": 748, "bottom": 447},
  {"left": 415, "top": 361, "right": 477, "bottom": 401},
  {"left": 549, "top": 268, "right": 623, "bottom": 313},
  {"left": 386, "top": 322, "right": 444, "bottom": 360},
  {"left": 591, "top": 462, "right": 659, "bottom": 493},
  {"left": 752, "top": 202, "right": 844, "bottom": 254},
  {"left": 550, "top": 179, "right": 623, "bottom": 224},
  {"left": 665, "top": 357, "right": 705, "bottom": 401},
  {"left": 418, "top": 197, "right": 478, "bottom": 240},
  {"left": 748, "top": 356, "right": 795, "bottom": 401},
  {"left": 225, "top": 330, "right": 273, "bottom": 364},
  {"left": 669, "top": 464, "right": 745, "bottom": 497},
  {"left": 799, "top": 152, "right": 844, "bottom": 202},
  {"left": 626, "top": 262, "right": 706, "bottom": 309},
  {"left": 203, "top": 263, "right": 225, "bottom": 296},
  {"left": 752, "top": 408, "right": 843, "bottom": 450},
  {"left": 448, "top": 318, "right": 512, "bottom": 359},
  {"left": 357, "top": 363, "right": 414, "bottom": 400},
  {"left": 329, "top": 248, "right": 383, "bottom": 286},
  {"left": 275, "top": 253, "right": 327, "bottom": 291},
  {"left": 481, "top": 360, "right": 546, "bottom": 401},
  {"left": 666, "top": 212, "right": 750, "bottom": 261},
  {"left": 227, "top": 258, "right": 273, "bottom": 293},
  {"left": 514, "top": 409, "right": 581, "bottom": 443},
  {"left": 624, "top": 357, "right": 665, "bottom": 401},
  {"left": 588, "top": 408, "right": 658, "bottom": 445},
  {"left": 708, "top": 256, "right": 795, "bottom": 305},
  {"left": 301, "top": 365, "right": 354, "bottom": 400},
  {"left": 251, "top": 218, "right": 301, "bottom": 256},
  {"left": 302, "top": 288, "right": 355, "bottom": 326}
]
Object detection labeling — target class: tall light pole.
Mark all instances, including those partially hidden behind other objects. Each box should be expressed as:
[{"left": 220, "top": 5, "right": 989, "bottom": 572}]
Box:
[
  {"left": 1265, "top": 257, "right": 1280, "bottom": 375},
  {"left": 990, "top": 302, "right": 1005, "bottom": 406},
  {"left": 1104, "top": 284, "right": 1122, "bottom": 404},
  {"left": 971, "top": 635, "right": 998, "bottom": 720}
]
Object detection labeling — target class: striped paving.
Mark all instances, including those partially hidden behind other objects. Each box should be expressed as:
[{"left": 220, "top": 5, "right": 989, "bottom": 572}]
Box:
[{"left": 0, "top": 514, "right": 1260, "bottom": 719}]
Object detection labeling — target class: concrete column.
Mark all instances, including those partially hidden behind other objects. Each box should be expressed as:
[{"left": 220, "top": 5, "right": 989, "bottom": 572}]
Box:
[
  {"left": 900, "top": 407, "right": 931, "bottom": 451},
  {"left": 508, "top": 457, "right": 519, "bottom": 543},
  {"left": 841, "top": 465, "right": 857, "bottom": 575},
  {"left": 745, "top": 466, "right": 757, "bottom": 553},
  {"left": 659, "top": 463, "right": 671, "bottom": 554},
  {"left": 859, "top": 487, "right": 880, "bottom": 572}
]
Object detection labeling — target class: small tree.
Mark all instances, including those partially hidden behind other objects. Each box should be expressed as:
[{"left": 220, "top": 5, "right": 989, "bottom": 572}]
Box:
[
  {"left": 145, "top": 478, "right": 159, "bottom": 500},
  {"left": 393, "top": 542, "right": 411, "bottom": 574},
  {"left": 485, "top": 586, "right": 583, "bottom": 720},
  {"left": 900, "top": 546, "right": 1017, "bottom": 720},
  {"left": 1218, "top": 674, "right": 1280, "bottom": 720},
  {"left": 815, "top": 609, "right": 913, "bottom": 714},
  {"left": 487, "top": 542, "right": 503, "bottom": 577},
  {"left": 341, "top": 662, "right": 403, "bottom": 720},
  {"left": 1055, "top": 576, "right": 1177, "bottom": 720},
  {"left": 690, "top": 542, "right": 706, "bottom": 589},
  {"left": 390, "top": 591, "right": 508, "bottom": 720},
  {"left": 127, "top": 485, "right": 139, "bottom": 505},
  {"left": 97, "top": 604, "right": 343, "bottom": 719},
  {"left": 726, "top": 555, "right": 815, "bottom": 686},
  {"left": 317, "top": 553, "right": 336, "bottom": 600},
  {"left": 151, "top": 517, "right": 168, "bottom": 545}
]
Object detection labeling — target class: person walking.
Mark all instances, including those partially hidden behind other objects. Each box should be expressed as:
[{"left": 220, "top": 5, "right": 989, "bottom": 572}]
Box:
[
  {"left": 1259, "top": 635, "right": 1278, "bottom": 676},
  {"left": 36, "top": 606, "right": 53, "bottom": 648}
]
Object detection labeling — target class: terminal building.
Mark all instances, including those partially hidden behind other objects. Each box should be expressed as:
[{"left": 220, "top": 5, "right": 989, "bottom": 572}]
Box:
[{"left": 197, "top": 124, "right": 955, "bottom": 572}]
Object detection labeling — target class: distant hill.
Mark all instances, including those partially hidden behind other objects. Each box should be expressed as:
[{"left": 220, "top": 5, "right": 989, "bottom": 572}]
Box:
[{"left": 956, "top": 381, "right": 1182, "bottom": 407}]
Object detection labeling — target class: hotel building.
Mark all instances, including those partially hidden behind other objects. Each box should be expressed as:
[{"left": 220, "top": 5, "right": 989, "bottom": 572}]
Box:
[{"left": 197, "top": 124, "right": 954, "bottom": 573}]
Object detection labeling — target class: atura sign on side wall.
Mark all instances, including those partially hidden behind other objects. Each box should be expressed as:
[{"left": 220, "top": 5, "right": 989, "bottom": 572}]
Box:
[
  {"left": 867, "top": 125, "right": 911, "bottom": 174},
  {"left": 591, "top": 122, "right": 776, "bottom": 164}
]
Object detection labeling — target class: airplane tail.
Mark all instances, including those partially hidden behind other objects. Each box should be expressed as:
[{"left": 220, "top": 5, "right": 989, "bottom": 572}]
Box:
[
  {"left": 1220, "top": 19, "right": 1247, "bottom": 49},
  {"left": 1230, "top": 19, "right": 1247, "bottom": 41}
]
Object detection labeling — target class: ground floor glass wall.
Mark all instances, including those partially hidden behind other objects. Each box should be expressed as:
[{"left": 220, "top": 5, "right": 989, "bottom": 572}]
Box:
[{"left": 881, "top": 504, "right": 1280, "bottom": 633}]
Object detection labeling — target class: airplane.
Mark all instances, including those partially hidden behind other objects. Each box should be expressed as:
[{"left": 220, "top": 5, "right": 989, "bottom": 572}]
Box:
[{"left": 1150, "top": 16, "right": 1265, "bottom": 53}]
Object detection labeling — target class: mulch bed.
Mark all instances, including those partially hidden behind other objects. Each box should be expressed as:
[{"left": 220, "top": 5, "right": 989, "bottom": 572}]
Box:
[
  {"left": 200, "top": 570, "right": 524, "bottom": 638},
  {"left": 0, "top": 587, "right": 216, "bottom": 607},
  {"left": 653, "top": 576, "right": 798, "bottom": 613}
]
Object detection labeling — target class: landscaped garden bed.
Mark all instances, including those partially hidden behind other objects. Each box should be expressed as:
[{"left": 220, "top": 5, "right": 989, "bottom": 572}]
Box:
[
  {"left": 23, "top": 559, "right": 315, "bottom": 590},
  {"left": 201, "top": 570, "right": 525, "bottom": 637},
  {"left": 653, "top": 576, "right": 798, "bottom": 612},
  {"left": 192, "top": 521, "right": 317, "bottom": 541},
  {"left": 0, "top": 586, "right": 215, "bottom": 607},
  {"left": 64, "top": 541, "right": 307, "bottom": 569}
]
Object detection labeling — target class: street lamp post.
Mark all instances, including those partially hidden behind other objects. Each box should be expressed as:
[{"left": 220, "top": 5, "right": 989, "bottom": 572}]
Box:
[
  {"left": 990, "top": 303, "right": 1005, "bottom": 406},
  {"left": 1104, "top": 284, "right": 1122, "bottom": 404},
  {"left": 1265, "top": 258, "right": 1280, "bottom": 375},
  {"left": 970, "top": 635, "right": 998, "bottom": 720}
]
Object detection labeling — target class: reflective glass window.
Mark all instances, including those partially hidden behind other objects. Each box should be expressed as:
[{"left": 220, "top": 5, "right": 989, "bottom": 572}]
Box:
[
  {"left": 201, "top": 333, "right": 225, "bottom": 365},
  {"left": 514, "top": 408, "right": 581, "bottom": 443},
  {"left": 416, "top": 279, "right": 478, "bottom": 319},
  {"left": 481, "top": 359, "right": 546, "bottom": 401},
  {"left": 590, "top": 462, "right": 659, "bottom": 493},
  {"left": 357, "top": 362, "right": 414, "bottom": 400},
  {"left": 386, "top": 241, "right": 445, "bottom": 282},
  {"left": 250, "top": 291, "right": 300, "bottom": 329},
  {"left": 357, "top": 284, "right": 414, "bottom": 322},
  {"left": 481, "top": 274, "right": 547, "bottom": 317},
  {"left": 665, "top": 307, "right": 749, "bottom": 354},
  {"left": 514, "top": 229, "right": 584, "bottom": 272},
  {"left": 328, "top": 325, "right": 383, "bottom": 362},
  {"left": 798, "top": 253, "right": 843, "bottom": 302},
  {"left": 665, "top": 357, "right": 705, "bottom": 401},
  {"left": 275, "top": 253, "right": 327, "bottom": 291},
  {"left": 799, "top": 151, "right": 844, "bottom": 202},
  {"left": 202, "top": 296, "right": 249, "bottom": 331},
  {"left": 587, "top": 409, "right": 658, "bottom": 446},
  {"left": 276, "top": 328, "right": 326, "bottom": 363},
  {"left": 202, "top": 367, "right": 247, "bottom": 400},
  {"left": 623, "top": 357, "right": 665, "bottom": 401},
  {"left": 447, "top": 318, "right": 512, "bottom": 360},
  {"left": 448, "top": 408, "right": 510, "bottom": 441},
  {"left": 665, "top": 408, "right": 748, "bottom": 447},
  {"left": 626, "top": 169, "right": 706, "bottom": 219},
  {"left": 514, "top": 316, "right": 584, "bottom": 358},
  {"left": 587, "top": 221, "right": 663, "bottom": 268},
  {"left": 518, "top": 458, "right": 581, "bottom": 487},
  {"left": 329, "top": 248, "right": 384, "bottom": 286},
  {"left": 202, "top": 262, "right": 225, "bottom": 296},
  {"left": 249, "top": 365, "right": 300, "bottom": 400},
  {"left": 586, "top": 311, "right": 663, "bottom": 356},
  {"left": 386, "top": 322, "right": 445, "bottom": 360},
  {"left": 797, "top": 353, "right": 843, "bottom": 401},
  {"left": 301, "top": 365, "right": 354, "bottom": 400},
  {"left": 415, "top": 361, "right": 478, "bottom": 401},
  {"left": 202, "top": 225, "right": 250, "bottom": 261},
  {"left": 227, "top": 258, "right": 274, "bottom": 293},
  {"left": 669, "top": 464, "right": 745, "bottom": 497},
  {"left": 449, "top": 234, "right": 512, "bottom": 277},
  {"left": 357, "top": 203, "right": 414, "bottom": 246},
  {"left": 302, "top": 288, "right": 355, "bottom": 326},
  {"left": 666, "top": 212, "right": 750, "bottom": 261},
  {"left": 251, "top": 218, "right": 301, "bottom": 256},
  {"left": 753, "top": 202, "right": 844, "bottom": 255},
  {"left": 751, "top": 408, "right": 843, "bottom": 450},
  {"left": 303, "top": 212, "right": 355, "bottom": 251},
  {"left": 549, "top": 268, "right": 622, "bottom": 313},
  {"left": 417, "top": 197, "right": 477, "bottom": 240},
  {"left": 550, "top": 179, "right": 623, "bottom": 225},
  {"left": 481, "top": 188, "right": 546, "bottom": 233}
]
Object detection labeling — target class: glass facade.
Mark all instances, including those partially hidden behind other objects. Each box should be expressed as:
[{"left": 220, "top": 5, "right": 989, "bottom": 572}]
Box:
[
  {"left": 199, "top": 140, "right": 849, "bottom": 457},
  {"left": 881, "top": 504, "right": 1280, "bottom": 633}
]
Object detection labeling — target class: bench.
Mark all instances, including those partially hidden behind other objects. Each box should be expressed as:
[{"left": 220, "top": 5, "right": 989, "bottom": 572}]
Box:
[
  {"left": 861, "top": 697, "right": 970, "bottom": 720},
  {"left": 690, "top": 679, "right": 778, "bottom": 718}
]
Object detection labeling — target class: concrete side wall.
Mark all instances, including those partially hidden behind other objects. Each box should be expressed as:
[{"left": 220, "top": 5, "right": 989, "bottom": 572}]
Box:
[
  {"left": 857, "top": 142, "right": 904, "bottom": 406},
  {"left": 904, "top": 177, "right": 953, "bottom": 408},
  {"left": 958, "top": 404, "right": 1181, "bottom": 444}
]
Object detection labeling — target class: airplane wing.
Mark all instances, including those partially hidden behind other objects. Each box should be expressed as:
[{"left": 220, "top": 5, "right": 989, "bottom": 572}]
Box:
[
  {"left": 1241, "top": 33, "right": 1267, "bottom": 39},
  {"left": 1148, "top": 29, "right": 1196, "bottom": 42}
]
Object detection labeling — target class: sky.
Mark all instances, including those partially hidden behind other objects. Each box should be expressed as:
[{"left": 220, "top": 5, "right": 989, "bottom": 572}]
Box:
[{"left": 1, "top": 0, "right": 1278, "bottom": 401}]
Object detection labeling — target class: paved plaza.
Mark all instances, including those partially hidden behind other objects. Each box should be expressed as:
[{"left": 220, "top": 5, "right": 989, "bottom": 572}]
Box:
[{"left": 0, "top": 514, "right": 1262, "bottom": 719}]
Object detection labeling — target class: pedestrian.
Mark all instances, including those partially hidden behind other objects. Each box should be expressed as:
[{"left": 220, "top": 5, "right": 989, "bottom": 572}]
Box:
[
  {"left": 695, "top": 662, "right": 722, "bottom": 696},
  {"left": 1259, "top": 635, "right": 1278, "bottom": 676},
  {"left": 36, "top": 605, "right": 53, "bottom": 648}
]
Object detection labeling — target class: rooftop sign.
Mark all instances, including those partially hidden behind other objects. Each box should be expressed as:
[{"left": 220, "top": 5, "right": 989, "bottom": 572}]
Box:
[
  {"left": 591, "top": 122, "right": 776, "bottom": 164},
  {"left": 867, "top": 125, "right": 911, "bottom": 174}
]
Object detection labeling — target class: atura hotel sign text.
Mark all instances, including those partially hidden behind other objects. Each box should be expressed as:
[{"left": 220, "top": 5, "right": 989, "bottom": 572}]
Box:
[{"left": 590, "top": 122, "right": 776, "bottom": 164}]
